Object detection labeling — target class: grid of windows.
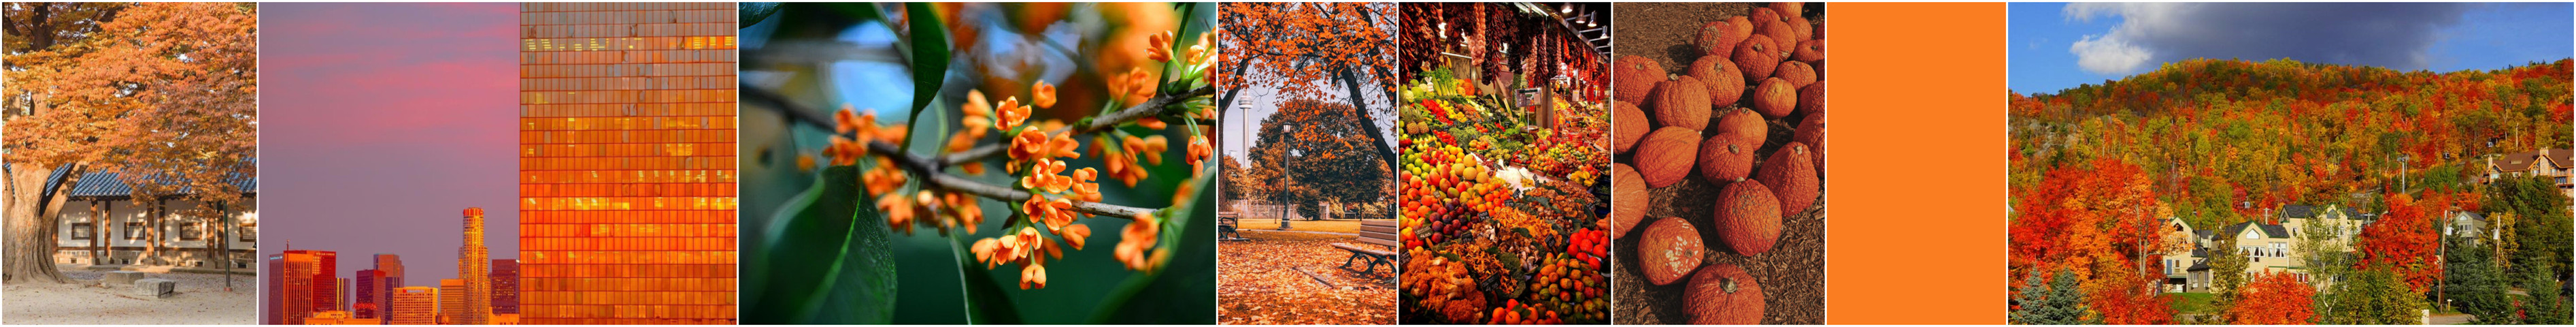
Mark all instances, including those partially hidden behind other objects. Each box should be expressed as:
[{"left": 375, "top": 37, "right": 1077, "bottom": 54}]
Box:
[{"left": 520, "top": 3, "right": 735, "bottom": 324}]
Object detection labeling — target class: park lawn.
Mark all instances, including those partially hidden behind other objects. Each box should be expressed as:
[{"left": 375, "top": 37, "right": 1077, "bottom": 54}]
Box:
[
  {"left": 1231, "top": 218, "right": 1383, "bottom": 234},
  {"left": 2168, "top": 292, "right": 2217, "bottom": 313}
]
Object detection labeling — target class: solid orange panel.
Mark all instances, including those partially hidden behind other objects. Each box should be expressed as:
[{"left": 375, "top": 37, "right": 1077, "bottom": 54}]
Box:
[{"left": 1823, "top": 2, "right": 2007, "bottom": 324}]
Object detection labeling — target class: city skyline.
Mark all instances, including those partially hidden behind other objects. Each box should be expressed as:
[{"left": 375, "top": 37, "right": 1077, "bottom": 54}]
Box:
[{"left": 256, "top": 1, "right": 524, "bottom": 286}]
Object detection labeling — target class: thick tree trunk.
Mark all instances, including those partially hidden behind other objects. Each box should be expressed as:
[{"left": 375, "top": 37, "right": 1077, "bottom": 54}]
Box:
[
  {"left": 1335, "top": 69, "right": 1402, "bottom": 181},
  {"left": 5, "top": 164, "right": 82, "bottom": 283}
]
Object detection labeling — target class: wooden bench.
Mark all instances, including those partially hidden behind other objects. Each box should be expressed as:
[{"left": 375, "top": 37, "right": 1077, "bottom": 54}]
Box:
[
  {"left": 1218, "top": 215, "right": 1248, "bottom": 241},
  {"left": 1333, "top": 220, "right": 1401, "bottom": 276}
]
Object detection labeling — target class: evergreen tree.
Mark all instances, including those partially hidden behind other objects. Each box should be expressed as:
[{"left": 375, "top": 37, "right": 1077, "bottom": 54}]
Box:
[
  {"left": 2010, "top": 268, "right": 2097, "bottom": 325},
  {"left": 2443, "top": 232, "right": 2513, "bottom": 323},
  {"left": 2524, "top": 262, "right": 2570, "bottom": 324},
  {"left": 2207, "top": 224, "right": 2249, "bottom": 310}
]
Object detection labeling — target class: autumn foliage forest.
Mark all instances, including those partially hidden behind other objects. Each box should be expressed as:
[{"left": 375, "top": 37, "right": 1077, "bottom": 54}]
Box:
[{"left": 2008, "top": 58, "right": 2575, "bottom": 324}]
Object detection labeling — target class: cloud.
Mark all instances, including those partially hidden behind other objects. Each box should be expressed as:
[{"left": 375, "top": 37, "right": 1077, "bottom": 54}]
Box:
[{"left": 2062, "top": 3, "right": 2473, "bottom": 74}]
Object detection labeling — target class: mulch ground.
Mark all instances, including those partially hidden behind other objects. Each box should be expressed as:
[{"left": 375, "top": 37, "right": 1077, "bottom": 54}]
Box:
[
  {"left": 1609, "top": 2, "right": 1827, "bottom": 325},
  {"left": 1218, "top": 230, "right": 1399, "bottom": 325}
]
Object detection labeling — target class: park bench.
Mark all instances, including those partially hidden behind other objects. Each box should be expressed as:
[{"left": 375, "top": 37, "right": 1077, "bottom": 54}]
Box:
[
  {"left": 1333, "top": 220, "right": 1401, "bottom": 276},
  {"left": 1218, "top": 215, "right": 1248, "bottom": 241}
]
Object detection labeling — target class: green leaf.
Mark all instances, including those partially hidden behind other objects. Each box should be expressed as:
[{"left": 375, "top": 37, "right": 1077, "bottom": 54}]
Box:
[
  {"left": 1087, "top": 164, "right": 1221, "bottom": 324},
  {"left": 905, "top": 2, "right": 951, "bottom": 116},
  {"left": 746, "top": 166, "right": 896, "bottom": 324},
  {"left": 738, "top": 3, "right": 780, "bottom": 28},
  {"left": 952, "top": 237, "right": 1026, "bottom": 324}
]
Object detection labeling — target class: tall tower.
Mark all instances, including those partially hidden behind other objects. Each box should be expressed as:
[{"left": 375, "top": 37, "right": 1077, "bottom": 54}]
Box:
[
  {"left": 519, "top": 2, "right": 739, "bottom": 324},
  {"left": 264, "top": 251, "right": 316, "bottom": 325},
  {"left": 458, "top": 208, "right": 492, "bottom": 324}
]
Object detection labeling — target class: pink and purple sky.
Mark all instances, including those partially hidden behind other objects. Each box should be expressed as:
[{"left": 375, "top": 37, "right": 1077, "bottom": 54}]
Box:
[{"left": 258, "top": 2, "right": 519, "bottom": 285}]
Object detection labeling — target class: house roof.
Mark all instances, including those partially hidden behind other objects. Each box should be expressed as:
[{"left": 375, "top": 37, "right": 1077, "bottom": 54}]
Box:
[
  {"left": 2494, "top": 149, "right": 2574, "bottom": 173},
  {"left": 42, "top": 161, "right": 258, "bottom": 198},
  {"left": 2218, "top": 221, "right": 2290, "bottom": 239},
  {"left": 2186, "top": 261, "right": 2211, "bottom": 272},
  {"left": 2282, "top": 204, "right": 2356, "bottom": 219}
]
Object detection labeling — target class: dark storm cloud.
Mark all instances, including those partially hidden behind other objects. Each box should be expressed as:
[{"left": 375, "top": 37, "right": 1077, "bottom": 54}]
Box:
[{"left": 2067, "top": 3, "right": 2472, "bottom": 74}]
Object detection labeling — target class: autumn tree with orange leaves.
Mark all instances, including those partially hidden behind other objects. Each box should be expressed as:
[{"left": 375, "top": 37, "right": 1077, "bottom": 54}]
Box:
[
  {"left": 2226, "top": 271, "right": 2318, "bottom": 324},
  {"left": 2360, "top": 191, "right": 2445, "bottom": 294},
  {"left": 4, "top": 2, "right": 258, "bottom": 285},
  {"left": 1245, "top": 99, "right": 1391, "bottom": 219},
  {"left": 2008, "top": 159, "right": 2176, "bottom": 324},
  {"left": 1217, "top": 2, "right": 1401, "bottom": 178}
]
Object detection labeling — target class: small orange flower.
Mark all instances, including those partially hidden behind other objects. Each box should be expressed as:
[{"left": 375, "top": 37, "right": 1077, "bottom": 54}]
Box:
[
  {"left": 796, "top": 153, "right": 816, "bottom": 172},
  {"left": 873, "top": 125, "right": 908, "bottom": 145},
  {"left": 1058, "top": 223, "right": 1091, "bottom": 250},
  {"left": 1101, "top": 149, "right": 1149, "bottom": 187},
  {"left": 1022, "top": 196, "right": 1077, "bottom": 230},
  {"left": 1186, "top": 33, "right": 1213, "bottom": 66},
  {"left": 1187, "top": 136, "right": 1213, "bottom": 176},
  {"left": 1136, "top": 116, "right": 1168, "bottom": 130},
  {"left": 1043, "top": 131, "right": 1082, "bottom": 159},
  {"left": 877, "top": 192, "right": 915, "bottom": 235},
  {"left": 1021, "top": 159, "right": 1073, "bottom": 193},
  {"left": 834, "top": 108, "right": 860, "bottom": 134},
  {"left": 1145, "top": 31, "right": 1175, "bottom": 62},
  {"left": 1020, "top": 264, "right": 1048, "bottom": 290},
  {"left": 1116, "top": 213, "right": 1161, "bottom": 271},
  {"left": 996, "top": 96, "right": 1030, "bottom": 133},
  {"left": 942, "top": 192, "right": 984, "bottom": 234},
  {"left": 861, "top": 157, "right": 907, "bottom": 196},
  {"left": 1069, "top": 168, "right": 1103, "bottom": 202},
  {"left": 1031, "top": 80, "right": 1057, "bottom": 109},
  {"left": 961, "top": 90, "right": 994, "bottom": 134},
  {"left": 1124, "top": 135, "right": 1169, "bottom": 165},
  {"left": 1109, "top": 67, "right": 1157, "bottom": 106},
  {"left": 1007, "top": 129, "right": 1049, "bottom": 166},
  {"left": 824, "top": 136, "right": 860, "bottom": 166}
]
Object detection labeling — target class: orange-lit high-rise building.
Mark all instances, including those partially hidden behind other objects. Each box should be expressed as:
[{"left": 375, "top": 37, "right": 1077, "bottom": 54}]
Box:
[{"left": 518, "top": 2, "right": 737, "bottom": 324}]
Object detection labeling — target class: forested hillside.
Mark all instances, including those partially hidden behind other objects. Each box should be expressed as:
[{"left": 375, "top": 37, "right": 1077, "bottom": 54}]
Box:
[{"left": 2011, "top": 58, "right": 2573, "bottom": 229}]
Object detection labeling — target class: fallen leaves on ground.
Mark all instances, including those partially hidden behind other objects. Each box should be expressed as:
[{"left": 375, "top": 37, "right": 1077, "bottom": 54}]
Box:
[{"left": 1219, "top": 230, "right": 1396, "bottom": 325}]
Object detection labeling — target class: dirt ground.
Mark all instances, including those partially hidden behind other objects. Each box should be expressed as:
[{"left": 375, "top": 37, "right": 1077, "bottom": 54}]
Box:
[
  {"left": 1218, "top": 230, "right": 1399, "bottom": 325},
  {"left": 1610, "top": 2, "right": 1827, "bottom": 325},
  {"left": 3, "top": 269, "right": 257, "bottom": 324}
]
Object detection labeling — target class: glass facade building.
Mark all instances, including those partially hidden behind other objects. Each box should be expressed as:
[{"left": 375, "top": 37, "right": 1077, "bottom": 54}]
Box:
[{"left": 518, "top": 2, "right": 738, "bottom": 324}]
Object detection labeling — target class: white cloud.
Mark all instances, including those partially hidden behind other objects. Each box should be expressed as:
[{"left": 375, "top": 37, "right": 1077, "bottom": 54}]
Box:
[{"left": 2071, "top": 34, "right": 2154, "bottom": 74}]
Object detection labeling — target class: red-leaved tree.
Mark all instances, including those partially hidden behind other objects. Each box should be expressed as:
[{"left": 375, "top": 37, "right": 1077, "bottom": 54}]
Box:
[
  {"left": 2009, "top": 159, "right": 2174, "bottom": 323},
  {"left": 2359, "top": 192, "right": 2444, "bottom": 294},
  {"left": 2226, "top": 271, "right": 2318, "bottom": 324}
]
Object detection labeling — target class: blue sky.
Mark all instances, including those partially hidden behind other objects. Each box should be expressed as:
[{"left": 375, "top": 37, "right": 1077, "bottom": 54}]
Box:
[{"left": 2010, "top": 2, "right": 2573, "bottom": 95}]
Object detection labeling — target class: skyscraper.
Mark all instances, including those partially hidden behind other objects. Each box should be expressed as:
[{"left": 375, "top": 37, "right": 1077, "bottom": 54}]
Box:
[
  {"left": 352, "top": 269, "right": 386, "bottom": 319},
  {"left": 265, "top": 250, "right": 323, "bottom": 325},
  {"left": 438, "top": 279, "right": 465, "bottom": 325},
  {"left": 458, "top": 208, "right": 493, "bottom": 325},
  {"left": 313, "top": 251, "right": 339, "bottom": 319},
  {"left": 337, "top": 277, "right": 352, "bottom": 313},
  {"left": 518, "top": 2, "right": 738, "bottom": 324},
  {"left": 490, "top": 259, "right": 520, "bottom": 315},
  {"left": 373, "top": 253, "right": 405, "bottom": 320},
  {"left": 388, "top": 286, "right": 439, "bottom": 325}
]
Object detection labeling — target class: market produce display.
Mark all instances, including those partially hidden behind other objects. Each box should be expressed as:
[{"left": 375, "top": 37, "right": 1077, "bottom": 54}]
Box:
[
  {"left": 1396, "top": 3, "right": 1613, "bottom": 324},
  {"left": 1608, "top": 2, "right": 1826, "bottom": 325}
]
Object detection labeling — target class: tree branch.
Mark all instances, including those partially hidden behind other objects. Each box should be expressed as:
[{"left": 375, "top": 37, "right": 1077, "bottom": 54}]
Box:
[
  {"left": 866, "top": 140, "right": 1151, "bottom": 219},
  {"left": 939, "top": 84, "right": 1216, "bottom": 165}
]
